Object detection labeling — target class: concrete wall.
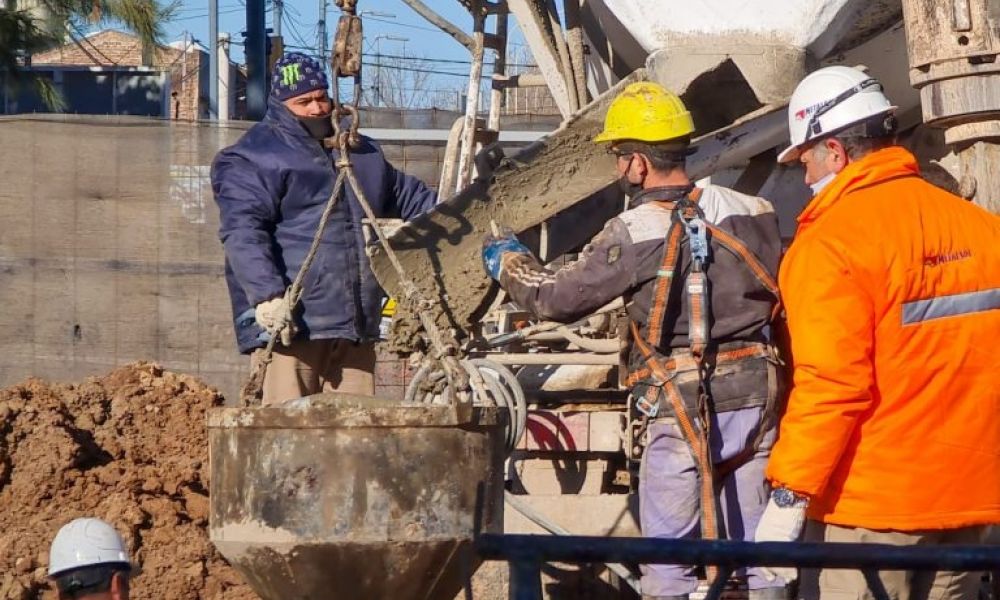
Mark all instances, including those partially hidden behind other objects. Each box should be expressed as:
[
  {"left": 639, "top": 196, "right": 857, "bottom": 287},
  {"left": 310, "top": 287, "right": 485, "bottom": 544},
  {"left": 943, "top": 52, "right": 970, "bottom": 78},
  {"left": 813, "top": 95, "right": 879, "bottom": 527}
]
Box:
[{"left": 0, "top": 116, "right": 248, "bottom": 397}]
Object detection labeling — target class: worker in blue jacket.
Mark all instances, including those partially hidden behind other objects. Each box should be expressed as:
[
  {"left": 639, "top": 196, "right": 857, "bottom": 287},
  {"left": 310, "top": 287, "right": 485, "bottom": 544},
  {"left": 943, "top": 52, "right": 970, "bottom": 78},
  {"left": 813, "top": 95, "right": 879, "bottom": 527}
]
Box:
[{"left": 211, "top": 52, "right": 438, "bottom": 404}]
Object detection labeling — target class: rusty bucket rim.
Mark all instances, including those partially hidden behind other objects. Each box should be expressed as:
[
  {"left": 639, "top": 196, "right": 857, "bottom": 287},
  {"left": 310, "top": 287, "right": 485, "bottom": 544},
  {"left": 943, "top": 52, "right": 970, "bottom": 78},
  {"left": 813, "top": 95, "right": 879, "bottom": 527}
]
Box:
[{"left": 207, "top": 396, "right": 504, "bottom": 429}]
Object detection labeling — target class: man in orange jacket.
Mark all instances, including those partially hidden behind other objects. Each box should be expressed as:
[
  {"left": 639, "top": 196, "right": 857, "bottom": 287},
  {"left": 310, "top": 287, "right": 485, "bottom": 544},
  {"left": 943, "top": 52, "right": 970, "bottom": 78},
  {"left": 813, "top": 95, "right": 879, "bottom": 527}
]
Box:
[{"left": 754, "top": 65, "right": 1000, "bottom": 600}]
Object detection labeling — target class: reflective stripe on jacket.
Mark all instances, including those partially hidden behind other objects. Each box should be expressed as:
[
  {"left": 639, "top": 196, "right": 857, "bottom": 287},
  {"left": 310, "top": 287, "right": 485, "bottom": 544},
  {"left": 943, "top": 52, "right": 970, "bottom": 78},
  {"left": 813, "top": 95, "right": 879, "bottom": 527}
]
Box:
[{"left": 767, "top": 146, "right": 1000, "bottom": 530}]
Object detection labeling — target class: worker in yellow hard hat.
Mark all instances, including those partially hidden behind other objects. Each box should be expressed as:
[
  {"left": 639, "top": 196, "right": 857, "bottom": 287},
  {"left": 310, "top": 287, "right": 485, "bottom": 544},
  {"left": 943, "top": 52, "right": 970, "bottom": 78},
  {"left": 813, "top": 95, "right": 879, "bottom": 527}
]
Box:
[{"left": 482, "top": 81, "right": 785, "bottom": 600}]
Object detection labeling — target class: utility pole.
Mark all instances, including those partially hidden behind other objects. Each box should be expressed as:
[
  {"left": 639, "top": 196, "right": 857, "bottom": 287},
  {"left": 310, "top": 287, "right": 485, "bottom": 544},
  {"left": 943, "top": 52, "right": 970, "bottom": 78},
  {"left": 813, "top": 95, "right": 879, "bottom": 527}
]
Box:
[
  {"left": 218, "top": 33, "right": 231, "bottom": 120},
  {"left": 372, "top": 34, "right": 408, "bottom": 108},
  {"left": 273, "top": 0, "right": 283, "bottom": 37},
  {"left": 209, "top": 0, "right": 218, "bottom": 119},
  {"left": 317, "top": 0, "right": 327, "bottom": 76},
  {"left": 181, "top": 30, "right": 189, "bottom": 111},
  {"left": 245, "top": 0, "right": 267, "bottom": 119}
]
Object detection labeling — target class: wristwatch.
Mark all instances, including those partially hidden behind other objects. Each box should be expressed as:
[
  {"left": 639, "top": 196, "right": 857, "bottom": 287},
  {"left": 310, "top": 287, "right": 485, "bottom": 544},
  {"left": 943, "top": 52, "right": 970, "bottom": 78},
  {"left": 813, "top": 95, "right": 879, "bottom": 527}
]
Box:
[{"left": 772, "top": 486, "right": 809, "bottom": 508}]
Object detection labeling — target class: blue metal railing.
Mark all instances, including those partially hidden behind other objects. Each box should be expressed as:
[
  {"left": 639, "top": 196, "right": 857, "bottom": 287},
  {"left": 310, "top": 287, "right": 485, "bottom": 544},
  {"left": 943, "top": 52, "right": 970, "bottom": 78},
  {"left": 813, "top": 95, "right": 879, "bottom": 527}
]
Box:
[{"left": 477, "top": 534, "right": 1000, "bottom": 600}]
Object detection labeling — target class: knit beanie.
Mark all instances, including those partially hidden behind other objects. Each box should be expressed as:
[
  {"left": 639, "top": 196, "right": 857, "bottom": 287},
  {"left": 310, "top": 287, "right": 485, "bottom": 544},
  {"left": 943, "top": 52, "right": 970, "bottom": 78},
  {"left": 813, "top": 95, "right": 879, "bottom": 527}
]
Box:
[{"left": 271, "top": 52, "right": 329, "bottom": 102}]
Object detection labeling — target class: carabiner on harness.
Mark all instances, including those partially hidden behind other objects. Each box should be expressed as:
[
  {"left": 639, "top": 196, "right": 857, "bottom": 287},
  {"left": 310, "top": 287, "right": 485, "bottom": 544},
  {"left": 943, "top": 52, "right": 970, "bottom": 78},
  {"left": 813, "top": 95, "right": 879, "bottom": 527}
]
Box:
[{"left": 685, "top": 216, "right": 709, "bottom": 271}]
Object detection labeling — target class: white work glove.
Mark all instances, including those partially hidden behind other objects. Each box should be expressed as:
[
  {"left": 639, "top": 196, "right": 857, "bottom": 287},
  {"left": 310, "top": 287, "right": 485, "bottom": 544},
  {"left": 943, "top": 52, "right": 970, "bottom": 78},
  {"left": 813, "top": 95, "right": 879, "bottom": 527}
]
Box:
[
  {"left": 754, "top": 496, "right": 807, "bottom": 584},
  {"left": 254, "top": 293, "right": 297, "bottom": 346}
]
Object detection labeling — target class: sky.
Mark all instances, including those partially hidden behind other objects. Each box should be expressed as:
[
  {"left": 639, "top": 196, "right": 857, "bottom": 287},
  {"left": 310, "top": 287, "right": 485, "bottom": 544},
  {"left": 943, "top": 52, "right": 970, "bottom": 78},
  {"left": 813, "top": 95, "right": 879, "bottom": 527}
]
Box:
[{"left": 160, "top": 0, "right": 531, "bottom": 108}]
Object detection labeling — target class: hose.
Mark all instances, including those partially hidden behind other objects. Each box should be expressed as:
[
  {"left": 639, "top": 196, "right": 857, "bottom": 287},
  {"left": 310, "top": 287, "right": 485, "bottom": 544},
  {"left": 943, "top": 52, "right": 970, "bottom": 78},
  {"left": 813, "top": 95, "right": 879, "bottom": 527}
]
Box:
[
  {"left": 465, "top": 359, "right": 527, "bottom": 452},
  {"left": 404, "top": 365, "right": 451, "bottom": 405},
  {"left": 405, "top": 358, "right": 527, "bottom": 454},
  {"left": 503, "top": 491, "right": 641, "bottom": 594},
  {"left": 554, "top": 326, "right": 619, "bottom": 354}
]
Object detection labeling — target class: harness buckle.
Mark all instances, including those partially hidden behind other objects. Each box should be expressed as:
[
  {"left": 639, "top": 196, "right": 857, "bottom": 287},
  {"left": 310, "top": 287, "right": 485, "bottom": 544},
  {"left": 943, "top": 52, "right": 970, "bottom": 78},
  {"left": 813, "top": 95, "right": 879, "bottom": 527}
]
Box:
[
  {"left": 686, "top": 217, "right": 710, "bottom": 265},
  {"left": 634, "top": 392, "right": 660, "bottom": 418}
]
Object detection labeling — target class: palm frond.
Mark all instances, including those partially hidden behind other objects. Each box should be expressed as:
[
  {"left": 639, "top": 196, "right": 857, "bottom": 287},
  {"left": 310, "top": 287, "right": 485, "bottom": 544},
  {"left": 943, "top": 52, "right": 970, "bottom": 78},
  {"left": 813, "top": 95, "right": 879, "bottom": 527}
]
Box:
[
  {"left": 99, "top": 0, "right": 177, "bottom": 63},
  {"left": 0, "top": 8, "right": 57, "bottom": 70},
  {"left": 33, "top": 75, "right": 66, "bottom": 110},
  {"left": 0, "top": 8, "right": 66, "bottom": 110}
]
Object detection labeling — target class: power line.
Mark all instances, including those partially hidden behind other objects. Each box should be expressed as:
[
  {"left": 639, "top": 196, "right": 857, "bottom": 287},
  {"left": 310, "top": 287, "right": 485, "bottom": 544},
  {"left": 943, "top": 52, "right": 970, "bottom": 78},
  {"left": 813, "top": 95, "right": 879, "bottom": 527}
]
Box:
[
  {"left": 175, "top": 3, "right": 242, "bottom": 13},
  {"left": 366, "top": 61, "right": 491, "bottom": 79},
  {"left": 362, "top": 15, "right": 463, "bottom": 35},
  {"left": 277, "top": 42, "right": 535, "bottom": 72},
  {"left": 282, "top": 12, "right": 314, "bottom": 52},
  {"left": 374, "top": 52, "right": 536, "bottom": 69},
  {"left": 173, "top": 6, "right": 244, "bottom": 21}
]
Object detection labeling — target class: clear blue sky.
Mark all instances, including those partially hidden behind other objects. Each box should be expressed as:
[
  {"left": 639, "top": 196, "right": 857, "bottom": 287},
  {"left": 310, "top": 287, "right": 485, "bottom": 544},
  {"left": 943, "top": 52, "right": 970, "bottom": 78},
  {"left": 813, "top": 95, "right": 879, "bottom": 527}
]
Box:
[{"left": 161, "top": 0, "right": 529, "bottom": 106}]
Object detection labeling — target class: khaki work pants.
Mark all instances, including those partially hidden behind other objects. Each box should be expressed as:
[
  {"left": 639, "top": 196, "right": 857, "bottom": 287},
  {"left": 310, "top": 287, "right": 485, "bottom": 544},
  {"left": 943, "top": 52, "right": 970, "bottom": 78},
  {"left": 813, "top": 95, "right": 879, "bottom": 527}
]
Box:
[
  {"left": 809, "top": 523, "right": 988, "bottom": 600},
  {"left": 252, "top": 338, "right": 377, "bottom": 405}
]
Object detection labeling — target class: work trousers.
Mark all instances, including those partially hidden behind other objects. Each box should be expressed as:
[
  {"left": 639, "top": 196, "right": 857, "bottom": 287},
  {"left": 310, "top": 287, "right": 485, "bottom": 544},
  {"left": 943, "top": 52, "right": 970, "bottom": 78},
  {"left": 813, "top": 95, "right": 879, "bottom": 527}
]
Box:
[
  {"left": 251, "top": 338, "right": 377, "bottom": 405},
  {"left": 810, "top": 523, "right": 989, "bottom": 600},
  {"left": 639, "top": 406, "right": 782, "bottom": 596}
]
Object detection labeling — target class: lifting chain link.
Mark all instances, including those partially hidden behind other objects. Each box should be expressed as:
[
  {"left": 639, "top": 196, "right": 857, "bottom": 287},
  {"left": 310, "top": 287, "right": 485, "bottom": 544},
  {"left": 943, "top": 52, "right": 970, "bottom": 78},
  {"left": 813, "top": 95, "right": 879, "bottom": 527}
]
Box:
[{"left": 330, "top": 0, "right": 363, "bottom": 147}]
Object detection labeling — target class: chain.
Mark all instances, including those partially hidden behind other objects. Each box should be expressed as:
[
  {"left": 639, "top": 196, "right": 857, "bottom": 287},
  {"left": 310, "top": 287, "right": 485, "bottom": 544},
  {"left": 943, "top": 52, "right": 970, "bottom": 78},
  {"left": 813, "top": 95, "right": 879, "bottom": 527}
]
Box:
[{"left": 330, "top": 0, "right": 363, "bottom": 147}]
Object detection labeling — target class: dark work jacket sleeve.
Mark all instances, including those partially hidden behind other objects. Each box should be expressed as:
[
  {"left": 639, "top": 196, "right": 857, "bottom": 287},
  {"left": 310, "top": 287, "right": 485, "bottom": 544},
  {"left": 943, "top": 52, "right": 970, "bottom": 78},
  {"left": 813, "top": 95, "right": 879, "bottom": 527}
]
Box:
[
  {"left": 212, "top": 150, "right": 287, "bottom": 306},
  {"left": 499, "top": 218, "right": 637, "bottom": 323},
  {"left": 385, "top": 159, "right": 438, "bottom": 220}
]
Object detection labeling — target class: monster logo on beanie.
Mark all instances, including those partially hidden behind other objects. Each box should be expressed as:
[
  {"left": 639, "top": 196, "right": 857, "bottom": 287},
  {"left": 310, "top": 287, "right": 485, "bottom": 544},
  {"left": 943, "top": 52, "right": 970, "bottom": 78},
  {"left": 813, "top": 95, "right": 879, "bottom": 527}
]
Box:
[{"left": 271, "top": 52, "right": 329, "bottom": 102}]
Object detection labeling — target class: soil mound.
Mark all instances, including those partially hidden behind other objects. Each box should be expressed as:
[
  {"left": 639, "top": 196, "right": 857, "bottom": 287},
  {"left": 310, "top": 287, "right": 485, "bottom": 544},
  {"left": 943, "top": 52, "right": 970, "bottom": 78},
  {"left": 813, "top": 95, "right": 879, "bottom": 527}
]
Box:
[{"left": 0, "top": 363, "right": 256, "bottom": 600}]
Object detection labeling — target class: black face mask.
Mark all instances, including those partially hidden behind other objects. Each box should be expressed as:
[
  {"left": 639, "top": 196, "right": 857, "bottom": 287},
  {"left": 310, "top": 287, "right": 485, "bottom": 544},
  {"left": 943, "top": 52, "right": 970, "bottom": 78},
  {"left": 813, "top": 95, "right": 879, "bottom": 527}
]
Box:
[
  {"left": 617, "top": 155, "right": 644, "bottom": 197},
  {"left": 298, "top": 114, "right": 335, "bottom": 140},
  {"left": 617, "top": 176, "right": 644, "bottom": 198}
]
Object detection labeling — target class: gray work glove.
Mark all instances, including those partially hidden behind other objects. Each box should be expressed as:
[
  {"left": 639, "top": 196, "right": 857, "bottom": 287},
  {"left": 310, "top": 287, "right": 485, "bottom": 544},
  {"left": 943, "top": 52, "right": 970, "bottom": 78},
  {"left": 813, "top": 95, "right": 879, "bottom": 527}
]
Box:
[
  {"left": 754, "top": 496, "right": 807, "bottom": 584},
  {"left": 254, "top": 292, "right": 297, "bottom": 346}
]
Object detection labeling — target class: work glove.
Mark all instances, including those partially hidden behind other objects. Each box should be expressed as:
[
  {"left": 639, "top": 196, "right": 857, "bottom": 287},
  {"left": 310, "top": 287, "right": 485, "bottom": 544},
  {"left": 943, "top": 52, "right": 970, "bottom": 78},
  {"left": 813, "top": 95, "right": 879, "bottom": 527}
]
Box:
[
  {"left": 254, "top": 292, "right": 297, "bottom": 346},
  {"left": 754, "top": 496, "right": 807, "bottom": 584},
  {"left": 481, "top": 231, "right": 531, "bottom": 281}
]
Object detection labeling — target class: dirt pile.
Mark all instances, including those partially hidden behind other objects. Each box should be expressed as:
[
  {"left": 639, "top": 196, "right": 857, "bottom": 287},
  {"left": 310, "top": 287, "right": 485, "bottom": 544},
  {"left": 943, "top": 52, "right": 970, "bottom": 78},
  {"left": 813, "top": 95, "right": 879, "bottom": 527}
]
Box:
[{"left": 0, "top": 363, "right": 257, "bottom": 600}]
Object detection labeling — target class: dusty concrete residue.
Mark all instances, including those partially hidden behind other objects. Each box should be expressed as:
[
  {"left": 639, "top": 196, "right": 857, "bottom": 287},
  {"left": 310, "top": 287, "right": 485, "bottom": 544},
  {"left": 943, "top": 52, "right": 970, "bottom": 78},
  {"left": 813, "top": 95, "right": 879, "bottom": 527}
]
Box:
[{"left": 212, "top": 519, "right": 303, "bottom": 547}]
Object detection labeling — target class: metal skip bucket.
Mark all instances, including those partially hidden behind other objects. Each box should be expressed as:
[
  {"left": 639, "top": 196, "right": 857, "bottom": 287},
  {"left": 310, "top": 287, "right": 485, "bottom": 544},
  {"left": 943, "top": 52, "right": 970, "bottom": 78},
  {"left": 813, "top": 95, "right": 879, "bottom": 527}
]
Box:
[{"left": 208, "top": 394, "right": 505, "bottom": 599}]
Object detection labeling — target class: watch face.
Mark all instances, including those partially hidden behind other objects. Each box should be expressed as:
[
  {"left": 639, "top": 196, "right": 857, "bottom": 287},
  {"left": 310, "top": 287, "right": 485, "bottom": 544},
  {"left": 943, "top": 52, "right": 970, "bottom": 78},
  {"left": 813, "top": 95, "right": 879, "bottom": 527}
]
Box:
[{"left": 773, "top": 487, "right": 797, "bottom": 508}]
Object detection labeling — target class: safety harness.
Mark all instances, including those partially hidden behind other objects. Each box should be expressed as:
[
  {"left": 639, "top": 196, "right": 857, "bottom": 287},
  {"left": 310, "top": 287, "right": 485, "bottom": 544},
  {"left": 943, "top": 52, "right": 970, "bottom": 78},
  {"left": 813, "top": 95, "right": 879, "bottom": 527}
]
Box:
[{"left": 627, "top": 186, "right": 782, "bottom": 550}]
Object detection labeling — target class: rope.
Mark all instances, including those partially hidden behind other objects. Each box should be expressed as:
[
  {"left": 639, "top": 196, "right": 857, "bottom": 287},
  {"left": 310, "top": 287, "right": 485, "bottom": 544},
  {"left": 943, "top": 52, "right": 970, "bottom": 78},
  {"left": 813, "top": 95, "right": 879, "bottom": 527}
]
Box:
[
  {"left": 239, "top": 165, "right": 348, "bottom": 407},
  {"left": 336, "top": 140, "right": 472, "bottom": 400}
]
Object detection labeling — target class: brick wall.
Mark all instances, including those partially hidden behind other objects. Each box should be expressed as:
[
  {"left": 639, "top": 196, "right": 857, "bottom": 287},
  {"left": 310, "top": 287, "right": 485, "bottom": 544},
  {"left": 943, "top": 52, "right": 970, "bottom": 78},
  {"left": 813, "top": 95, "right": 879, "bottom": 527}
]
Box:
[
  {"left": 374, "top": 346, "right": 416, "bottom": 402},
  {"left": 32, "top": 30, "right": 213, "bottom": 121}
]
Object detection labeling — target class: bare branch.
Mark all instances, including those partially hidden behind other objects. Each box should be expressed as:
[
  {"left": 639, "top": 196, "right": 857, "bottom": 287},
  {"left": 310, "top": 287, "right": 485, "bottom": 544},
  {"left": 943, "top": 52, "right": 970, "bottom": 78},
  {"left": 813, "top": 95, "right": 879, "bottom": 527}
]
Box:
[{"left": 398, "top": 0, "right": 474, "bottom": 52}]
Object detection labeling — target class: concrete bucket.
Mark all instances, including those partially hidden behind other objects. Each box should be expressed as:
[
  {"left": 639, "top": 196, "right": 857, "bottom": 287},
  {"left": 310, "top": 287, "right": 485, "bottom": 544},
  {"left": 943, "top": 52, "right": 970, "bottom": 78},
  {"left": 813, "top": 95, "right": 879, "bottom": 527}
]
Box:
[{"left": 208, "top": 394, "right": 506, "bottom": 599}]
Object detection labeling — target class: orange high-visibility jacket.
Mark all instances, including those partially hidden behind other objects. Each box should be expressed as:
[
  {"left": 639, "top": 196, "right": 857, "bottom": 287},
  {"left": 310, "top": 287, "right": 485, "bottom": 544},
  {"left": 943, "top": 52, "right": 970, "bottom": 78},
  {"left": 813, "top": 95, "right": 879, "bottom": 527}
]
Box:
[{"left": 767, "top": 147, "right": 1000, "bottom": 530}]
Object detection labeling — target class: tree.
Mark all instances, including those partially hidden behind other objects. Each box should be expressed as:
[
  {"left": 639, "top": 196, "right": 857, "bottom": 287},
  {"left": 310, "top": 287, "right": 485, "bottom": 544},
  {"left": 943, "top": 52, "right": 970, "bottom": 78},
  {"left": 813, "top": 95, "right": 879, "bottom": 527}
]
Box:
[
  {"left": 365, "top": 53, "right": 463, "bottom": 110},
  {"left": 0, "top": 0, "right": 175, "bottom": 109}
]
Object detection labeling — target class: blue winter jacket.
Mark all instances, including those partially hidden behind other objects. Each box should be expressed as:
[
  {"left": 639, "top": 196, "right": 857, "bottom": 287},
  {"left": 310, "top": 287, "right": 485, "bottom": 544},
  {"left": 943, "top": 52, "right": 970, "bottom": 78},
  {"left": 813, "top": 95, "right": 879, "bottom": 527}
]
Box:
[{"left": 212, "top": 97, "right": 438, "bottom": 353}]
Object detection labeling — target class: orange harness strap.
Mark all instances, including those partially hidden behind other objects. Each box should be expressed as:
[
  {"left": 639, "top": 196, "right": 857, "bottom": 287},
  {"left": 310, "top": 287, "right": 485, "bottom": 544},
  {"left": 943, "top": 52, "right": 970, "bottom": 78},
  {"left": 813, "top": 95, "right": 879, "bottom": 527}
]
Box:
[
  {"left": 705, "top": 223, "right": 783, "bottom": 321},
  {"left": 632, "top": 322, "right": 720, "bottom": 578},
  {"left": 645, "top": 219, "right": 685, "bottom": 348}
]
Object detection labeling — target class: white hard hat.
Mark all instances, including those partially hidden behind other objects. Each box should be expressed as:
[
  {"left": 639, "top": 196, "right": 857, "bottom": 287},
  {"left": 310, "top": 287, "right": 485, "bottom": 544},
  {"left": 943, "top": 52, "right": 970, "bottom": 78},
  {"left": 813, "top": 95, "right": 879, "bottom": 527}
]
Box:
[
  {"left": 778, "top": 65, "right": 897, "bottom": 163},
  {"left": 48, "top": 518, "right": 131, "bottom": 577}
]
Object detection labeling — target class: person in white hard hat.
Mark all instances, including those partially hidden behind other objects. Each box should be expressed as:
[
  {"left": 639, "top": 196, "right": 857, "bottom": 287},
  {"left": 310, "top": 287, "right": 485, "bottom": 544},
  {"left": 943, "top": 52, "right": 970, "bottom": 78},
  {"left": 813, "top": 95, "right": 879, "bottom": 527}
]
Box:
[
  {"left": 48, "top": 518, "right": 131, "bottom": 600},
  {"left": 754, "top": 65, "right": 1000, "bottom": 600}
]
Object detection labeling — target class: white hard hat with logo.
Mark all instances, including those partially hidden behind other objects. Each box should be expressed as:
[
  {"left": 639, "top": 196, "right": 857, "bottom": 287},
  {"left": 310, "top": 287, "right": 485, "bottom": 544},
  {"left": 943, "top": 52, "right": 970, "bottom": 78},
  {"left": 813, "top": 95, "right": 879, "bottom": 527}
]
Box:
[
  {"left": 48, "top": 518, "right": 131, "bottom": 577},
  {"left": 778, "top": 65, "right": 897, "bottom": 164}
]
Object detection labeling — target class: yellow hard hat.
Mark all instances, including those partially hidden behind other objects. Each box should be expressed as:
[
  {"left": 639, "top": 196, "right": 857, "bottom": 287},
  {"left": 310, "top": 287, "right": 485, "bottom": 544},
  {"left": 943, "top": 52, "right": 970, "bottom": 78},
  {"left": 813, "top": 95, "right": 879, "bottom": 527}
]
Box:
[{"left": 594, "top": 82, "right": 695, "bottom": 144}]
